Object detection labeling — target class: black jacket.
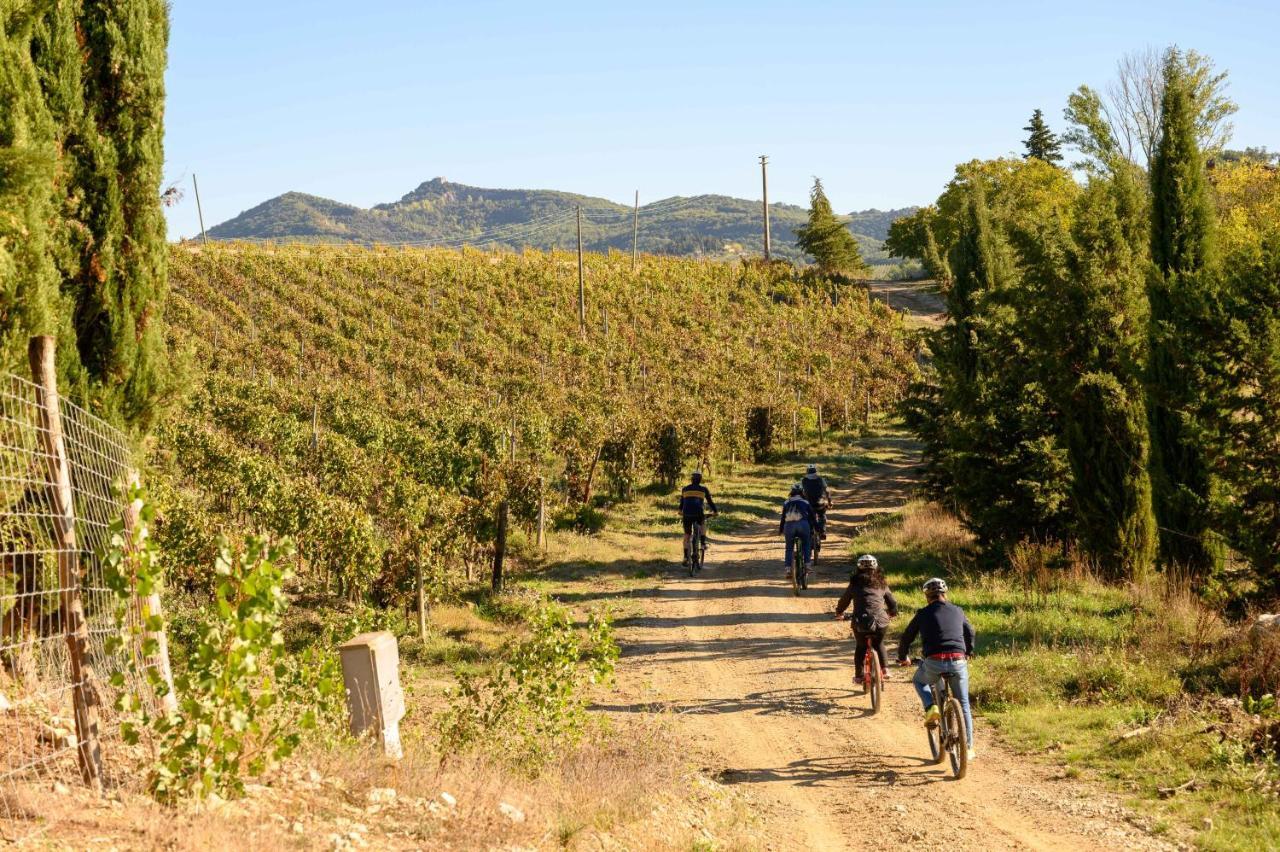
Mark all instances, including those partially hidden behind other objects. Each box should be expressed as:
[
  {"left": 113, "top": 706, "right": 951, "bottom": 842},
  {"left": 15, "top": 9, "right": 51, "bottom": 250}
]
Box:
[
  {"left": 679, "top": 482, "right": 718, "bottom": 518},
  {"left": 896, "top": 600, "right": 975, "bottom": 660},
  {"left": 835, "top": 575, "right": 898, "bottom": 630}
]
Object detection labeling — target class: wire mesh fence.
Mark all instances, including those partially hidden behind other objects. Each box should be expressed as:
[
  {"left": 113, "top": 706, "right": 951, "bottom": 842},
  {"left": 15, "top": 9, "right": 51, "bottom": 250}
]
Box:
[{"left": 0, "top": 366, "right": 161, "bottom": 820}]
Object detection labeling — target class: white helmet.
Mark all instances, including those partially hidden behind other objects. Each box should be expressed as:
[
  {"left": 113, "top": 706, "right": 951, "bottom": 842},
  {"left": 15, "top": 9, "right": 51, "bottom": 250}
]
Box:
[{"left": 856, "top": 554, "right": 878, "bottom": 570}]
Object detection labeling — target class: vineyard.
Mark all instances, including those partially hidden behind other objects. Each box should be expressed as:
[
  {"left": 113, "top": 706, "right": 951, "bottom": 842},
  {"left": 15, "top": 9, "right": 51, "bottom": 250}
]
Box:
[{"left": 154, "top": 245, "right": 919, "bottom": 609}]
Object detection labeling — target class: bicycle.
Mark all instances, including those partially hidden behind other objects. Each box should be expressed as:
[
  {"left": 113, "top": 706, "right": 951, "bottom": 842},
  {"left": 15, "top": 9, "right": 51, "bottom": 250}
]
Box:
[
  {"left": 839, "top": 614, "right": 883, "bottom": 714},
  {"left": 686, "top": 513, "right": 715, "bottom": 576},
  {"left": 904, "top": 658, "right": 968, "bottom": 779},
  {"left": 788, "top": 529, "right": 808, "bottom": 594},
  {"left": 811, "top": 504, "right": 829, "bottom": 563}
]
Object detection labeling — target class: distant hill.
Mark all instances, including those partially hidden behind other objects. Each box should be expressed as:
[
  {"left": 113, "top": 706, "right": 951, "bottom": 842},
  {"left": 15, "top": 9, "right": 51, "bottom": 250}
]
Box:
[{"left": 206, "top": 178, "right": 917, "bottom": 266}]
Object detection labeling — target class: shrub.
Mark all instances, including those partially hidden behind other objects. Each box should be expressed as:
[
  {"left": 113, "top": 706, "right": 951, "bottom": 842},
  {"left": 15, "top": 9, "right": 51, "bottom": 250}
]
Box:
[
  {"left": 436, "top": 602, "right": 618, "bottom": 771},
  {"left": 103, "top": 489, "right": 343, "bottom": 802}
]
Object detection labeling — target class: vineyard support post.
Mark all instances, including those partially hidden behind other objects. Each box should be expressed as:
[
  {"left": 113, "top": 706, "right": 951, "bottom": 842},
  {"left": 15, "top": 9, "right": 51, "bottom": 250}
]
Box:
[
  {"left": 577, "top": 206, "right": 586, "bottom": 333},
  {"left": 492, "top": 501, "right": 508, "bottom": 593},
  {"left": 537, "top": 476, "right": 547, "bottom": 550},
  {"left": 631, "top": 190, "right": 639, "bottom": 272},
  {"left": 865, "top": 389, "right": 871, "bottom": 426},
  {"left": 415, "top": 541, "right": 427, "bottom": 640},
  {"left": 122, "top": 474, "right": 178, "bottom": 715},
  {"left": 28, "top": 336, "right": 103, "bottom": 791}
]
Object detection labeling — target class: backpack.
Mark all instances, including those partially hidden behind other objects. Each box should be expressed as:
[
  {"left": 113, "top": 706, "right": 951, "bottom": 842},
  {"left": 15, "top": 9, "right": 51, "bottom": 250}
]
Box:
[{"left": 855, "top": 610, "right": 878, "bottom": 632}]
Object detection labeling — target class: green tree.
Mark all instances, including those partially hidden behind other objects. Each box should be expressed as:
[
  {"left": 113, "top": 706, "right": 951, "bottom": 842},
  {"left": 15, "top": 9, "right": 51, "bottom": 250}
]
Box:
[
  {"left": 1022, "top": 109, "right": 1063, "bottom": 163},
  {"left": 1049, "top": 171, "right": 1157, "bottom": 579},
  {"left": 1146, "top": 51, "right": 1222, "bottom": 576},
  {"left": 795, "top": 178, "right": 866, "bottom": 275},
  {"left": 0, "top": 1, "right": 174, "bottom": 432}
]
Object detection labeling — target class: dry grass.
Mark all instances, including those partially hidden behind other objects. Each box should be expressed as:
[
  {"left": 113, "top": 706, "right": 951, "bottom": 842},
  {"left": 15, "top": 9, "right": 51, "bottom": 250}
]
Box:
[{"left": 8, "top": 714, "right": 754, "bottom": 850}]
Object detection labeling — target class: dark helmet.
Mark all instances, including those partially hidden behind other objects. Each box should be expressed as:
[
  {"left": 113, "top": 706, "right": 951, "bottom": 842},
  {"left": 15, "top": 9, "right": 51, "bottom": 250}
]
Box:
[
  {"left": 691, "top": 470, "right": 703, "bottom": 484},
  {"left": 923, "top": 577, "right": 948, "bottom": 596},
  {"left": 789, "top": 484, "right": 803, "bottom": 497}
]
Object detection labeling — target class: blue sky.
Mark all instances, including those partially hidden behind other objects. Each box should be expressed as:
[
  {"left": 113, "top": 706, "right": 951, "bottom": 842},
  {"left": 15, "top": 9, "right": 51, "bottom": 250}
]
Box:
[{"left": 163, "top": 0, "right": 1280, "bottom": 239}]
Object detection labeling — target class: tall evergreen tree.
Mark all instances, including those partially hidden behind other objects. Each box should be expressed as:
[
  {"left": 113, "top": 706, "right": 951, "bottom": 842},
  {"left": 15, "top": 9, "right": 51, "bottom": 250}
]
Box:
[
  {"left": 795, "top": 178, "right": 867, "bottom": 275},
  {"left": 0, "top": 1, "right": 173, "bottom": 431},
  {"left": 1146, "top": 51, "right": 1221, "bottom": 576},
  {"left": 1022, "top": 109, "right": 1063, "bottom": 164},
  {"left": 1051, "top": 171, "right": 1157, "bottom": 579}
]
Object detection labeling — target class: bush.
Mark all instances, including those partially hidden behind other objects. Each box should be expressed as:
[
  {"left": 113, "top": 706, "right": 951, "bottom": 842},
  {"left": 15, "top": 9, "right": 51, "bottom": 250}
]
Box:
[
  {"left": 103, "top": 490, "right": 343, "bottom": 802},
  {"left": 436, "top": 602, "right": 618, "bottom": 770},
  {"left": 746, "top": 407, "right": 774, "bottom": 462},
  {"left": 554, "top": 505, "right": 607, "bottom": 535}
]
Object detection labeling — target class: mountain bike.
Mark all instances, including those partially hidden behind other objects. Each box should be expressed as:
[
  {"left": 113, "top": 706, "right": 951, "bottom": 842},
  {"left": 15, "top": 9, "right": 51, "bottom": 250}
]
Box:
[
  {"left": 686, "top": 513, "right": 714, "bottom": 576},
  {"left": 789, "top": 530, "right": 808, "bottom": 594},
  {"left": 906, "top": 658, "right": 968, "bottom": 779},
  {"left": 811, "top": 505, "right": 829, "bottom": 563},
  {"left": 839, "top": 614, "right": 883, "bottom": 714}
]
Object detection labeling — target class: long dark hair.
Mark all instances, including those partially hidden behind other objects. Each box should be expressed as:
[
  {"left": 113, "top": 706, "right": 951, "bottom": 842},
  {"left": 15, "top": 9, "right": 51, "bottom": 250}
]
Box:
[{"left": 856, "top": 560, "right": 887, "bottom": 589}]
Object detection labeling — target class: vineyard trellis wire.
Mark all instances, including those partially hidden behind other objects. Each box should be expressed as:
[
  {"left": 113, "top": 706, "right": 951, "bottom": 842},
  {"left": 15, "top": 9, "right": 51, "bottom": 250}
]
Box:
[{"left": 0, "top": 340, "right": 170, "bottom": 822}]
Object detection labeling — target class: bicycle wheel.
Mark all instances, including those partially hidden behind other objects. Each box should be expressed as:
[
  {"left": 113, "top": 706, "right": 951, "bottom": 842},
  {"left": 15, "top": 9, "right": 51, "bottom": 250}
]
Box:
[
  {"left": 687, "top": 526, "right": 698, "bottom": 576},
  {"left": 790, "top": 548, "right": 801, "bottom": 596},
  {"left": 869, "top": 652, "right": 882, "bottom": 715},
  {"left": 945, "top": 697, "right": 968, "bottom": 779},
  {"left": 927, "top": 683, "right": 944, "bottom": 763}
]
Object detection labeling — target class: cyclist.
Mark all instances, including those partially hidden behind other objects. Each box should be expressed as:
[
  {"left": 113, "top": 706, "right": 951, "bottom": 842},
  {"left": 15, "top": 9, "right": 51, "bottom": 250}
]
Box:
[
  {"left": 799, "top": 463, "right": 832, "bottom": 541},
  {"left": 833, "top": 554, "right": 898, "bottom": 683},
  {"left": 678, "top": 471, "right": 718, "bottom": 568},
  {"left": 778, "top": 484, "right": 815, "bottom": 580},
  {"left": 896, "top": 577, "right": 976, "bottom": 760}
]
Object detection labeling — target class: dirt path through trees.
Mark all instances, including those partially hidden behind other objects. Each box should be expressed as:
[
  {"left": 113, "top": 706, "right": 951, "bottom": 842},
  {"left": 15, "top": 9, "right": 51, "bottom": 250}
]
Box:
[{"left": 605, "top": 442, "right": 1171, "bottom": 851}]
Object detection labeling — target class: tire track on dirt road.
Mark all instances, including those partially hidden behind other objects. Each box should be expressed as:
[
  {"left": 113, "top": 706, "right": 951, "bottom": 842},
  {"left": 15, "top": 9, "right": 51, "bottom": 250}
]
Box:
[{"left": 606, "top": 446, "right": 1173, "bottom": 851}]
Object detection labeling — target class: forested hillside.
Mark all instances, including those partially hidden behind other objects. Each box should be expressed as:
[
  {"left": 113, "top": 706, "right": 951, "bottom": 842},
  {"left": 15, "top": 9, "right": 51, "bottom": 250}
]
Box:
[
  {"left": 205, "top": 178, "right": 916, "bottom": 266},
  {"left": 154, "top": 246, "right": 918, "bottom": 605}
]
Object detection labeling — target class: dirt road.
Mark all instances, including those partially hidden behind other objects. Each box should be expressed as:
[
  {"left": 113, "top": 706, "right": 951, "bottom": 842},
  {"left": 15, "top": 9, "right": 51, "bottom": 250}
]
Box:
[
  {"left": 864, "top": 279, "right": 945, "bottom": 327},
  {"left": 607, "top": 443, "right": 1170, "bottom": 851}
]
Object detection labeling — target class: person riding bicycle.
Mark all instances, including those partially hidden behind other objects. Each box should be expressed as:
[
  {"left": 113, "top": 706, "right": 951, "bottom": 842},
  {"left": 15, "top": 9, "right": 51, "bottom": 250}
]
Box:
[
  {"left": 834, "top": 554, "right": 898, "bottom": 683},
  {"left": 778, "top": 485, "right": 815, "bottom": 579},
  {"left": 896, "top": 578, "right": 976, "bottom": 760},
  {"left": 679, "top": 471, "right": 718, "bottom": 567},
  {"left": 799, "top": 463, "right": 831, "bottom": 540}
]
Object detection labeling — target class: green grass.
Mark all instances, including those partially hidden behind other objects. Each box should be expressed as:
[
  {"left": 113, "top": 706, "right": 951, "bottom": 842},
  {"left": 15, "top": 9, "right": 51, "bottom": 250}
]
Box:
[{"left": 852, "top": 501, "right": 1280, "bottom": 850}]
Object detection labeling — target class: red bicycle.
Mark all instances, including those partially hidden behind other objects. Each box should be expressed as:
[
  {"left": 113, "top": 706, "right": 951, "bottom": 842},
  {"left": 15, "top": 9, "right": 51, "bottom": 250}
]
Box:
[{"left": 839, "top": 614, "right": 884, "bottom": 714}]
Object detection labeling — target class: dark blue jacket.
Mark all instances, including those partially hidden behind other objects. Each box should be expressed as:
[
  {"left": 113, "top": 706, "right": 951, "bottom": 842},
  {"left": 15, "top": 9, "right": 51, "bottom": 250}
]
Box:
[
  {"left": 778, "top": 496, "right": 815, "bottom": 533},
  {"left": 897, "top": 600, "right": 975, "bottom": 659},
  {"left": 679, "top": 482, "right": 718, "bottom": 518}
]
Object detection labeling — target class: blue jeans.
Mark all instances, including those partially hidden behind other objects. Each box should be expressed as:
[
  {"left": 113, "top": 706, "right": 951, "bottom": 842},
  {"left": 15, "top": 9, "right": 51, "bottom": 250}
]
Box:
[
  {"left": 912, "top": 658, "right": 973, "bottom": 747},
  {"left": 782, "top": 521, "right": 812, "bottom": 569}
]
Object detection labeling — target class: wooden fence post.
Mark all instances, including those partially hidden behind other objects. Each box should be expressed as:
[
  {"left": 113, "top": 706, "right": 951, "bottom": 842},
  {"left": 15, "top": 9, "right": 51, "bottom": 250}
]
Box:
[
  {"left": 122, "top": 473, "right": 178, "bottom": 715},
  {"left": 27, "top": 336, "right": 103, "bottom": 791},
  {"left": 414, "top": 540, "right": 427, "bottom": 640},
  {"left": 537, "top": 476, "right": 547, "bottom": 550},
  {"left": 491, "top": 502, "right": 508, "bottom": 593}
]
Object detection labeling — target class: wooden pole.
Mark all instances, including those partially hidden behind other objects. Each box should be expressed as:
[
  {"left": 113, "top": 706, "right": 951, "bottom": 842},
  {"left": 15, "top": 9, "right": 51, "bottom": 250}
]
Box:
[
  {"left": 122, "top": 473, "right": 178, "bottom": 715},
  {"left": 492, "top": 502, "right": 508, "bottom": 593},
  {"left": 311, "top": 403, "right": 319, "bottom": 450},
  {"left": 577, "top": 206, "right": 586, "bottom": 332},
  {"left": 537, "top": 476, "right": 547, "bottom": 550},
  {"left": 759, "top": 155, "right": 771, "bottom": 261},
  {"left": 28, "top": 336, "right": 103, "bottom": 791},
  {"left": 192, "top": 174, "right": 208, "bottom": 245},
  {"left": 631, "top": 190, "right": 639, "bottom": 272},
  {"left": 415, "top": 541, "right": 427, "bottom": 640}
]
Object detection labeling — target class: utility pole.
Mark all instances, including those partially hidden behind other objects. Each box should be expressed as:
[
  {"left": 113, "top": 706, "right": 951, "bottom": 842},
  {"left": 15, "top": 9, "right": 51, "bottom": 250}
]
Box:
[
  {"left": 577, "top": 205, "right": 585, "bottom": 332},
  {"left": 759, "top": 155, "right": 771, "bottom": 261},
  {"left": 631, "top": 190, "right": 640, "bottom": 272},
  {"left": 192, "top": 173, "right": 208, "bottom": 245}
]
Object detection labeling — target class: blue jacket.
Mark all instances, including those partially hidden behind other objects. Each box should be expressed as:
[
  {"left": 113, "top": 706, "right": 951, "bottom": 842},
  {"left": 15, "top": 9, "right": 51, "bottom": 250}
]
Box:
[
  {"left": 778, "top": 496, "right": 814, "bottom": 533},
  {"left": 679, "top": 482, "right": 718, "bottom": 518}
]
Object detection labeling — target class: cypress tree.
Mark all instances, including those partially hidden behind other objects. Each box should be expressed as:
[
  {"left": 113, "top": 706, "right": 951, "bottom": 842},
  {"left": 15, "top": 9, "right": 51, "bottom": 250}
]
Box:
[
  {"left": 1146, "top": 51, "right": 1221, "bottom": 576},
  {"left": 795, "top": 178, "right": 867, "bottom": 275},
  {"left": 1054, "top": 172, "right": 1157, "bottom": 578},
  {"left": 0, "top": 1, "right": 173, "bottom": 431},
  {"left": 1023, "top": 109, "right": 1063, "bottom": 164}
]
